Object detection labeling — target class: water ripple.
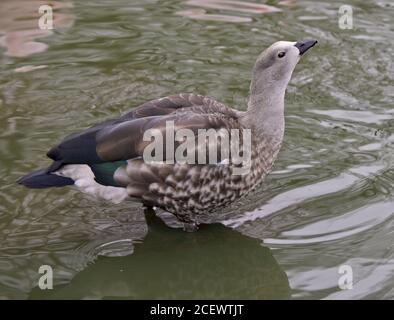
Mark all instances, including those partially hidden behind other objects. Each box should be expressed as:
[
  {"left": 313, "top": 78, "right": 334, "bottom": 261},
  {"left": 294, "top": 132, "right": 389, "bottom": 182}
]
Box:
[{"left": 225, "top": 163, "right": 386, "bottom": 228}]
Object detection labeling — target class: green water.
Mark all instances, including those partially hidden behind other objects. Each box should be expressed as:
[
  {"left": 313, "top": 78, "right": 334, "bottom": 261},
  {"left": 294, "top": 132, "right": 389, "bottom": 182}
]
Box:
[{"left": 0, "top": 0, "right": 393, "bottom": 299}]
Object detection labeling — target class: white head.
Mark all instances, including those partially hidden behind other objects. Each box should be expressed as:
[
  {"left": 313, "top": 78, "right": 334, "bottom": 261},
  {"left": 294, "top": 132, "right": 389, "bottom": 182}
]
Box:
[{"left": 249, "top": 40, "right": 317, "bottom": 106}]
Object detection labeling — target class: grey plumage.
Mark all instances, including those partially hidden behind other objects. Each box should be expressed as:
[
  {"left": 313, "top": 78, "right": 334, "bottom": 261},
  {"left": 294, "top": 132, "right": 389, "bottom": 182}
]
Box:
[{"left": 18, "top": 40, "right": 317, "bottom": 226}]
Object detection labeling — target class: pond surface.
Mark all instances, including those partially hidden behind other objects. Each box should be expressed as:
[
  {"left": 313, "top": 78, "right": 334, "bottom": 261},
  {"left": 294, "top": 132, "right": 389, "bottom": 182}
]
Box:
[{"left": 0, "top": 0, "right": 393, "bottom": 299}]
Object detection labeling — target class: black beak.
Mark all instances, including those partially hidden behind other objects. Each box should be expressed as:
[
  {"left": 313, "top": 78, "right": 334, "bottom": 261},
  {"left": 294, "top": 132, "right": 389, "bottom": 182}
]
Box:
[{"left": 295, "top": 40, "right": 318, "bottom": 55}]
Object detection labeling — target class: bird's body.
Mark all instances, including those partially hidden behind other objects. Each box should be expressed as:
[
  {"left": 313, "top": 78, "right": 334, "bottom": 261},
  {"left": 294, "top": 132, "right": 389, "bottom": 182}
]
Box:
[{"left": 19, "top": 40, "right": 317, "bottom": 227}]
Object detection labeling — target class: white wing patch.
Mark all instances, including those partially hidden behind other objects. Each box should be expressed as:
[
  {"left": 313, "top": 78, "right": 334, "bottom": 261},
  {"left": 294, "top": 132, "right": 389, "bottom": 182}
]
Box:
[{"left": 54, "top": 165, "right": 128, "bottom": 204}]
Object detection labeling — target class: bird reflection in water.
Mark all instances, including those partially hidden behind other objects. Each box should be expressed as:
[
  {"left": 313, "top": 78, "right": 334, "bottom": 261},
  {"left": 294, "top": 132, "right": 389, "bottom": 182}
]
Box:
[{"left": 30, "top": 209, "right": 290, "bottom": 299}]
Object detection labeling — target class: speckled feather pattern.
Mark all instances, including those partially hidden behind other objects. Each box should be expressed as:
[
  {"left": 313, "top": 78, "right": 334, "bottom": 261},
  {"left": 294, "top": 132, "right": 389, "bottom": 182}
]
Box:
[{"left": 109, "top": 93, "right": 283, "bottom": 223}]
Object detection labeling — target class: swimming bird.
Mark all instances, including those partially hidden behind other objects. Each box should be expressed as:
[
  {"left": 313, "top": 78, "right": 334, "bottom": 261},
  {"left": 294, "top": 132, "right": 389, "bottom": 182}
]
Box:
[{"left": 18, "top": 40, "right": 317, "bottom": 230}]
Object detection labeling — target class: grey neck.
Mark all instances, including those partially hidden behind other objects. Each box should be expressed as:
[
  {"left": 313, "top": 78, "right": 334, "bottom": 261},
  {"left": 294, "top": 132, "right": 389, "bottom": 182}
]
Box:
[{"left": 242, "top": 70, "right": 289, "bottom": 140}]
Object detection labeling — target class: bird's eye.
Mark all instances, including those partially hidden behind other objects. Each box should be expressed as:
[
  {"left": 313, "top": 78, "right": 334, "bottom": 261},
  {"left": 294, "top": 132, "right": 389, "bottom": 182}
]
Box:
[{"left": 278, "top": 51, "right": 286, "bottom": 58}]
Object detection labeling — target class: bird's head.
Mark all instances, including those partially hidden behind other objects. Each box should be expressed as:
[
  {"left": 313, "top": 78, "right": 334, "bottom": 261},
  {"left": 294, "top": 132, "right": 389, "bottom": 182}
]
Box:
[{"left": 251, "top": 40, "right": 317, "bottom": 93}]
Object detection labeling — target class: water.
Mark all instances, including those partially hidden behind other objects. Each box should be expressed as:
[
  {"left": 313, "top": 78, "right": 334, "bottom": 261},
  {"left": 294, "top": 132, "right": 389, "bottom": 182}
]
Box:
[{"left": 0, "top": 0, "right": 393, "bottom": 299}]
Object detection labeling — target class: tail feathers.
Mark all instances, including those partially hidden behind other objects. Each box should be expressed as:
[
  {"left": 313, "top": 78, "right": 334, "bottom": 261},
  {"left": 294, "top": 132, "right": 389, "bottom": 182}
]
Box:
[{"left": 18, "top": 167, "right": 74, "bottom": 189}]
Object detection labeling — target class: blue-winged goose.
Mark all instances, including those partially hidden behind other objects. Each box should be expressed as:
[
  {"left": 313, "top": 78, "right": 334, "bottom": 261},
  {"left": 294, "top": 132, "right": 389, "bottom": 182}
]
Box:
[{"left": 19, "top": 40, "right": 317, "bottom": 229}]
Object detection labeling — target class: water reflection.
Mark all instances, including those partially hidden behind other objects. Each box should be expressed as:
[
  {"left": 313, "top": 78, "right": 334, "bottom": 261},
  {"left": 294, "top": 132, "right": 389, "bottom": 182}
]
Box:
[
  {"left": 184, "top": 0, "right": 282, "bottom": 14},
  {"left": 29, "top": 213, "right": 290, "bottom": 299},
  {"left": 0, "top": 199, "right": 146, "bottom": 299},
  {"left": 176, "top": 0, "right": 283, "bottom": 23},
  {"left": 0, "top": 0, "right": 74, "bottom": 57},
  {"left": 176, "top": 9, "right": 253, "bottom": 23}
]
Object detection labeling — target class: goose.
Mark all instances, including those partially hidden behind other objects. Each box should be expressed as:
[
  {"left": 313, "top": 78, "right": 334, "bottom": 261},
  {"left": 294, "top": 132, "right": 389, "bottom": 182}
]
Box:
[{"left": 18, "top": 40, "right": 317, "bottom": 230}]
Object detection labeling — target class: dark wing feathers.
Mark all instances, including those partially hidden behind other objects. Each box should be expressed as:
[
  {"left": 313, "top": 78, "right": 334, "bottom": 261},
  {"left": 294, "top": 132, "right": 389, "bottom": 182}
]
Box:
[
  {"left": 90, "top": 161, "right": 127, "bottom": 186},
  {"left": 47, "top": 127, "right": 103, "bottom": 163},
  {"left": 95, "top": 112, "right": 237, "bottom": 162},
  {"left": 46, "top": 93, "right": 240, "bottom": 179}
]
